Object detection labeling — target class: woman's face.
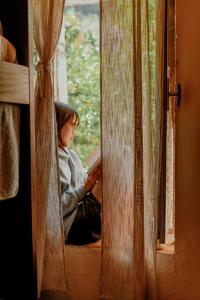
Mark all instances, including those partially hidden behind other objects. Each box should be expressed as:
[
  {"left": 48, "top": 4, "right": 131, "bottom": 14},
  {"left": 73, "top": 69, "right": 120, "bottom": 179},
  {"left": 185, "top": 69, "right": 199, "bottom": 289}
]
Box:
[{"left": 60, "top": 115, "right": 77, "bottom": 147}]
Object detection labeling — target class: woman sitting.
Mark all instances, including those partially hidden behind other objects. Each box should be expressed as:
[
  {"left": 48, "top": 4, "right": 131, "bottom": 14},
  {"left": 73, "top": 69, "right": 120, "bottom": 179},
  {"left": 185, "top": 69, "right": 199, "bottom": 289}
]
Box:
[{"left": 55, "top": 102, "right": 101, "bottom": 245}]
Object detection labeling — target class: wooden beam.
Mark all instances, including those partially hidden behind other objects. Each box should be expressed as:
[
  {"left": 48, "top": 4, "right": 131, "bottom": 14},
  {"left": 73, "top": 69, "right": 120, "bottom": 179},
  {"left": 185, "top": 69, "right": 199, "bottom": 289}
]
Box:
[
  {"left": 65, "top": 0, "right": 98, "bottom": 6},
  {"left": 0, "top": 62, "right": 29, "bottom": 104}
]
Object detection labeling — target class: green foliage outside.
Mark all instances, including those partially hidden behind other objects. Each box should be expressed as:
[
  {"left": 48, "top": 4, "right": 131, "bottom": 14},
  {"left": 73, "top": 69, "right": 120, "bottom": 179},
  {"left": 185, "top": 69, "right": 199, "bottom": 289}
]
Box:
[{"left": 64, "top": 8, "right": 100, "bottom": 165}]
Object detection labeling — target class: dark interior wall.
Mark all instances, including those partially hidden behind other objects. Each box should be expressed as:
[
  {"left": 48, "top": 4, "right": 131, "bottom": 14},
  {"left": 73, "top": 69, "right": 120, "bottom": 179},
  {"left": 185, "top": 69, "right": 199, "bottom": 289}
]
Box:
[
  {"left": 0, "top": 0, "right": 28, "bottom": 65},
  {"left": 0, "top": 1, "right": 34, "bottom": 299},
  {"left": 0, "top": 106, "right": 34, "bottom": 300}
]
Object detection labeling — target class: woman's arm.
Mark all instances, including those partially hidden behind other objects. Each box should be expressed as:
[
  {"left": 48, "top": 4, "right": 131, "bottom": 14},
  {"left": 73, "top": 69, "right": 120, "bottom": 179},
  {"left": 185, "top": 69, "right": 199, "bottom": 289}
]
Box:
[
  {"left": 60, "top": 182, "right": 86, "bottom": 217},
  {"left": 58, "top": 147, "right": 101, "bottom": 216},
  {"left": 91, "top": 178, "right": 102, "bottom": 203},
  {"left": 61, "top": 165, "right": 101, "bottom": 216},
  {"left": 84, "top": 164, "right": 101, "bottom": 192},
  {"left": 59, "top": 149, "right": 87, "bottom": 217}
]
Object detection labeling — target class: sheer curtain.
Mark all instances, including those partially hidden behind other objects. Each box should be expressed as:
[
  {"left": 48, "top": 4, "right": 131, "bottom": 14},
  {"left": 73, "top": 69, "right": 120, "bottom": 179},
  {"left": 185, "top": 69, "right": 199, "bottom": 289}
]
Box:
[
  {"left": 142, "top": 0, "right": 165, "bottom": 299},
  {"left": 101, "top": 0, "right": 165, "bottom": 299},
  {"left": 32, "top": 0, "right": 67, "bottom": 298}
]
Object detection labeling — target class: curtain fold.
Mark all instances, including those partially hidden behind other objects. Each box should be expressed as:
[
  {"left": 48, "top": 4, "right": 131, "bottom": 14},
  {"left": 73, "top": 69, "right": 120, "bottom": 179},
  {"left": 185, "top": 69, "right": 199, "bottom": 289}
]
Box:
[
  {"left": 101, "top": 1, "right": 145, "bottom": 299},
  {"left": 101, "top": 0, "right": 165, "bottom": 299},
  {"left": 32, "top": 0, "right": 67, "bottom": 297},
  {"left": 142, "top": 0, "right": 165, "bottom": 298},
  {"left": 142, "top": 0, "right": 165, "bottom": 299}
]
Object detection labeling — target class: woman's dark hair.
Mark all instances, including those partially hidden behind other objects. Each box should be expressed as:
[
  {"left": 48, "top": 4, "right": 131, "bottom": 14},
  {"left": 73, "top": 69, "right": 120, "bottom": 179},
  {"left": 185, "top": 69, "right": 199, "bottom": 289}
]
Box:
[{"left": 55, "top": 102, "right": 80, "bottom": 135}]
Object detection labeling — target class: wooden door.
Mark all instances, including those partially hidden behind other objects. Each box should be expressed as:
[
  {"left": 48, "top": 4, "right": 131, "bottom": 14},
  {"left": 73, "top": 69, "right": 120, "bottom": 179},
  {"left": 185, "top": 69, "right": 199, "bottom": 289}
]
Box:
[
  {"left": 158, "top": 0, "right": 176, "bottom": 245},
  {"left": 157, "top": 1, "right": 200, "bottom": 299},
  {"left": 165, "top": 0, "right": 176, "bottom": 245},
  {"left": 175, "top": 0, "right": 200, "bottom": 296}
]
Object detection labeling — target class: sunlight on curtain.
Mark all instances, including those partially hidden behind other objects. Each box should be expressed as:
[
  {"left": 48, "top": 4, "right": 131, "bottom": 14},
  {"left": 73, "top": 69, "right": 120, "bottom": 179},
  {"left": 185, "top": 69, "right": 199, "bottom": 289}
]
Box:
[
  {"left": 142, "top": 0, "right": 165, "bottom": 299},
  {"left": 101, "top": 0, "right": 165, "bottom": 299},
  {"left": 32, "top": 0, "right": 67, "bottom": 298},
  {"left": 101, "top": 1, "right": 144, "bottom": 299}
]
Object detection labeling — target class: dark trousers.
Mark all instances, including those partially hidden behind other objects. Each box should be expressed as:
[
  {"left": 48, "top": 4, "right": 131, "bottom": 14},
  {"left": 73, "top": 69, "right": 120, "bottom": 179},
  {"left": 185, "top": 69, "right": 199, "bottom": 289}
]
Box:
[{"left": 66, "top": 192, "right": 101, "bottom": 245}]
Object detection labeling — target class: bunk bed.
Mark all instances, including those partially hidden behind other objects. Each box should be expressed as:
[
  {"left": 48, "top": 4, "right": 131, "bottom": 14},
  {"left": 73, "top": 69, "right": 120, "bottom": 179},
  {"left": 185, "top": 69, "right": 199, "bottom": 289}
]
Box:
[{"left": 0, "top": 1, "right": 36, "bottom": 299}]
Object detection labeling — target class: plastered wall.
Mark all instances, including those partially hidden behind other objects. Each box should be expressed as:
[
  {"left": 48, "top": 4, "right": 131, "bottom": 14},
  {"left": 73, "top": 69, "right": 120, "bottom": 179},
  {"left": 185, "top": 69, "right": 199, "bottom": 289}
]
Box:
[{"left": 157, "top": 1, "right": 200, "bottom": 299}]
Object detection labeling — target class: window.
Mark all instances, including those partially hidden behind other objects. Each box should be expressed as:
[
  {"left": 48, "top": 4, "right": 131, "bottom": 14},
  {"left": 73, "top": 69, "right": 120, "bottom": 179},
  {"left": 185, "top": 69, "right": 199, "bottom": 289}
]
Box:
[{"left": 55, "top": 0, "right": 100, "bottom": 167}]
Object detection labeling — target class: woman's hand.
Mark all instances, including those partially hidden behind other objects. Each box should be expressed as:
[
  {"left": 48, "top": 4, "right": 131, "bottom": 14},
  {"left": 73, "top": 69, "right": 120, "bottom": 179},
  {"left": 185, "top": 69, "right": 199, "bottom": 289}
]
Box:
[
  {"left": 84, "top": 165, "right": 101, "bottom": 193},
  {"left": 92, "top": 178, "right": 102, "bottom": 203}
]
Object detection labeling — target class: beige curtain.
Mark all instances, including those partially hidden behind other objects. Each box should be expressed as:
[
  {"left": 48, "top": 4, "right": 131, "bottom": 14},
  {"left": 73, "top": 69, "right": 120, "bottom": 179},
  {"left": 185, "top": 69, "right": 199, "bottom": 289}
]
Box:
[
  {"left": 101, "top": 1, "right": 144, "bottom": 299},
  {"left": 101, "top": 0, "right": 165, "bottom": 299},
  {"left": 142, "top": 0, "right": 165, "bottom": 299},
  {"left": 32, "top": 0, "right": 67, "bottom": 298}
]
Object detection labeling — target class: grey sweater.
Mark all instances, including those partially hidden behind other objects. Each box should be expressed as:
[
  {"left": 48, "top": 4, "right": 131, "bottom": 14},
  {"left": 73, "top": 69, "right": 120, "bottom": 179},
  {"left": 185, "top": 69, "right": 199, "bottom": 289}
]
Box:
[{"left": 58, "top": 146, "right": 87, "bottom": 240}]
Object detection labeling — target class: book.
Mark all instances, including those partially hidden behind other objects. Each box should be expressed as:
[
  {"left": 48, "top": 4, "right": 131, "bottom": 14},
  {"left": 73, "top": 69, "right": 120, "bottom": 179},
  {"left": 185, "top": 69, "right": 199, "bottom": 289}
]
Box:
[
  {"left": 86, "top": 147, "right": 101, "bottom": 174},
  {"left": 88, "top": 156, "right": 101, "bottom": 174}
]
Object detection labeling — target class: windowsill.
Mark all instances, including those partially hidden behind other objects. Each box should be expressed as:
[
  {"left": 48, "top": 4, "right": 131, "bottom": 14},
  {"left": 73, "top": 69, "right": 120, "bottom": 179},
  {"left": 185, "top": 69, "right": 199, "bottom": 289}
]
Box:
[
  {"left": 157, "top": 243, "right": 175, "bottom": 255},
  {"left": 65, "top": 239, "right": 102, "bottom": 248}
]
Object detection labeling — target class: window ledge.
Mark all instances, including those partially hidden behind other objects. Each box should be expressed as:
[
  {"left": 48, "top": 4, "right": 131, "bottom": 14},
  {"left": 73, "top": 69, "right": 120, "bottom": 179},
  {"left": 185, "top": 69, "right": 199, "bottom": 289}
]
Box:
[
  {"left": 65, "top": 239, "right": 102, "bottom": 248},
  {"left": 157, "top": 244, "right": 175, "bottom": 255}
]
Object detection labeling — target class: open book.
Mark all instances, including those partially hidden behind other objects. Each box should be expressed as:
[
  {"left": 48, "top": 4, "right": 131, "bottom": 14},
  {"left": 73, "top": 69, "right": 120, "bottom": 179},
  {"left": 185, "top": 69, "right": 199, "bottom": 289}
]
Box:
[
  {"left": 86, "top": 147, "right": 101, "bottom": 175},
  {"left": 88, "top": 156, "right": 101, "bottom": 174}
]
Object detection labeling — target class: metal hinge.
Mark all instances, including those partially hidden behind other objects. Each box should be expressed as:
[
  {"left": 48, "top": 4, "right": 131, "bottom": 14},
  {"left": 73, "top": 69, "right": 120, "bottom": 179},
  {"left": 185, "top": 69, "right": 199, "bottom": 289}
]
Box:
[{"left": 169, "top": 83, "right": 181, "bottom": 107}]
